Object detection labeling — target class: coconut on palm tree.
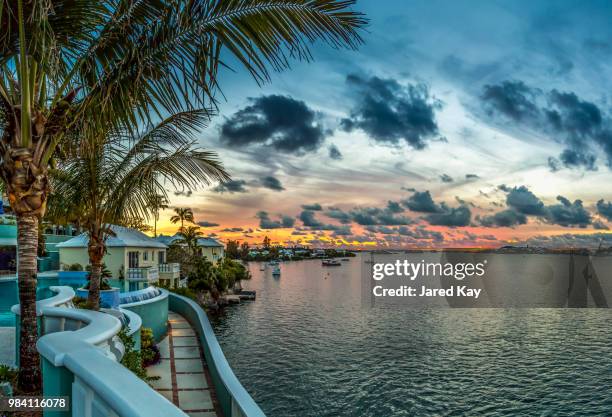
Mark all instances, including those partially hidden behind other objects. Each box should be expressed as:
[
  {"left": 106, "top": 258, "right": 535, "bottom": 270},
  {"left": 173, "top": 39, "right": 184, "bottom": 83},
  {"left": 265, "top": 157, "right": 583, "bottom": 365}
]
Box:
[
  {"left": 0, "top": 0, "right": 365, "bottom": 394},
  {"left": 170, "top": 207, "right": 195, "bottom": 232},
  {"left": 48, "top": 110, "right": 228, "bottom": 310}
]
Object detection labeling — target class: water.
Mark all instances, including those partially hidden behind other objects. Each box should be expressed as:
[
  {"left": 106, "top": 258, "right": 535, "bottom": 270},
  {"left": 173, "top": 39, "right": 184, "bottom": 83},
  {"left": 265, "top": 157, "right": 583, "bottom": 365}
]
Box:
[
  {"left": 0, "top": 276, "right": 147, "bottom": 327},
  {"left": 210, "top": 254, "right": 612, "bottom": 416}
]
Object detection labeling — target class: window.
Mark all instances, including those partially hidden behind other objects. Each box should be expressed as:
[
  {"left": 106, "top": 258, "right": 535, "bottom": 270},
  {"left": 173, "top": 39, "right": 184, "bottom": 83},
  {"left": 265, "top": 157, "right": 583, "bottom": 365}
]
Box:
[
  {"left": 152, "top": 251, "right": 155, "bottom": 262},
  {"left": 143, "top": 251, "right": 148, "bottom": 261},
  {"left": 128, "top": 251, "right": 139, "bottom": 268},
  {"left": 158, "top": 251, "right": 165, "bottom": 264}
]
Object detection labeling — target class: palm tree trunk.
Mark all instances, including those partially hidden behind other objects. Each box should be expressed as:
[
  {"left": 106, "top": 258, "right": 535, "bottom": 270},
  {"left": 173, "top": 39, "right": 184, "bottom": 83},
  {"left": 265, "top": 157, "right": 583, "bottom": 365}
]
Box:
[
  {"left": 154, "top": 211, "right": 158, "bottom": 238},
  {"left": 16, "top": 213, "right": 41, "bottom": 394},
  {"left": 87, "top": 233, "right": 105, "bottom": 310}
]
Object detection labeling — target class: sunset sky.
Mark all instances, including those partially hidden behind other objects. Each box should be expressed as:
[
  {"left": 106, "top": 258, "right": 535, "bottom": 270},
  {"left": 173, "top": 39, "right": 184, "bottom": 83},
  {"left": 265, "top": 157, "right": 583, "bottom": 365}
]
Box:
[{"left": 156, "top": 0, "right": 612, "bottom": 249}]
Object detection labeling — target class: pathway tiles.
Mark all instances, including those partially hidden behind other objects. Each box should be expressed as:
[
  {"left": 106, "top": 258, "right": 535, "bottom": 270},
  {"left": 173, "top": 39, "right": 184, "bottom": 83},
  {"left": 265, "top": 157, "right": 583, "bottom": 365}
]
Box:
[{"left": 148, "top": 311, "right": 222, "bottom": 417}]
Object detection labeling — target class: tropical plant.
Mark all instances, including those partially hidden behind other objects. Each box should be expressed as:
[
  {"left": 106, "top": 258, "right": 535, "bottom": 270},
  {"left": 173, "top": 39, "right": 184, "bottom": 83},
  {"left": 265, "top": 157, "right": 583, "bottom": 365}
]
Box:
[
  {"left": 117, "top": 329, "right": 159, "bottom": 384},
  {"left": 174, "top": 225, "right": 204, "bottom": 255},
  {"left": 170, "top": 207, "right": 194, "bottom": 231},
  {"left": 48, "top": 111, "right": 228, "bottom": 311},
  {"left": 150, "top": 195, "right": 169, "bottom": 237},
  {"left": 0, "top": 0, "right": 365, "bottom": 394}
]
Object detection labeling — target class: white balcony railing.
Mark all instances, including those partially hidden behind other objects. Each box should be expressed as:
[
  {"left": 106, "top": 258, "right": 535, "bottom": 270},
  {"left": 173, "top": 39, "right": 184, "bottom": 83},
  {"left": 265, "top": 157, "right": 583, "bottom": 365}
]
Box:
[
  {"left": 158, "top": 262, "right": 180, "bottom": 273},
  {"left": 127, "top": 265, "right": 159, "bottom": 282}
]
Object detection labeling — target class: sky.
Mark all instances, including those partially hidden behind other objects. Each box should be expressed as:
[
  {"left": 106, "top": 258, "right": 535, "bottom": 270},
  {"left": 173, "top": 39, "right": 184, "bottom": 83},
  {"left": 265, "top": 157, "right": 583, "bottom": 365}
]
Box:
[{"left": 156, "top": 0, "right": 612, "bottom": 249}]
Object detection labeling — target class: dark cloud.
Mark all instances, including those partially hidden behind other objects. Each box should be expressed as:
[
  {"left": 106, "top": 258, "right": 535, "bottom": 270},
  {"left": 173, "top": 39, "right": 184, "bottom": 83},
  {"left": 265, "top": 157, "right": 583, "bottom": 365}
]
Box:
[
  {"left": 440, "top": 173, "right": 453, "bottom": 183},
  {"left": 478, "top": 209, "right": 527, "bottom": 227},
  {"left": 402, "top": 191, "right": 442, "bottom": 213},
  {"left": 301, "top": 203, "right": 322, "bottom": 211},
  {"left": 596, "top": 199, "right": 612, "bottom": 221},
  {"left": 481, "top": 81, "right": 612, "bottom": 170},
  {"left": 558, "top": 149, "right": 597, "bottom": 171},
  {"left": 504, "top": 185, "right": 546, "bottom": 215},
  {"left": 481, "top": 80, "right": 540, "bottom": 122},
  {"left": 325, "top": 208, "right": 352, "bottom": 224},
  {"left": 547, "top": 90, "right": 602, "bottom": 139},
  {"left": 197, "top": 221, "right": 220, "bottom": 227},
  {"left": 221, "top": 227, "right": 243, "bottom": 232},
  {"left": 397, "top": 226, "right": 444, "bottom": 242},
  {"left": 300, "top": 210, "right": 351, "bottom": 231},
  {"left": 544, "top": 196, "right": 591, "bottom": 227},
  {"left": 260, "top": 176, "right": 285, "bottom": 191},
  {"left": 212, "top": 179, "right": 248, "bottom": 193},
  {"left": 365, "top": 225, "right": 444, "bottom": 242},
  {"left": 174, "top": 190, "right": 193, "bottom": 197},
  {"left": 491, "top": 185, "right": 591, "bottom": 228},
  {"left": 349, "top": 207, "right": 413, "bottom": 226},
  {"left": 257, "top": 211, "right": 295, "bottom": 229},
  {"left": 386, "top": 201, "right": 403, "bottom": 213},
  {"left": 465, "top": 174, "right": 479, "bottom": 179},
  {"left": 425, "top": 205, "right": 471, "bottom": 227},
  {"left": 365, "top": 226, "right": 396, "bottom": 235},
  {"left": 220, "top": 95, "right": 326, "bottom": 154},
  {"left": 341, "top": 74, "right": 442, "bottom": 149},
  {"left": 593, "top": 221, "right": 609, "bottom": 230},
  {"left": 328, "top": 144, "right": 343, "bottom": 160}
]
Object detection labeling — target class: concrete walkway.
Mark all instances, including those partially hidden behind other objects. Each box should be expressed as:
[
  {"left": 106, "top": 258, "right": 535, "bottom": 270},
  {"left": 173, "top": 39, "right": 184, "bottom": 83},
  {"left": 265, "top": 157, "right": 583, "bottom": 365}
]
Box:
[{"left": 148, "top": 311, "right": 222, "bottom": 417}]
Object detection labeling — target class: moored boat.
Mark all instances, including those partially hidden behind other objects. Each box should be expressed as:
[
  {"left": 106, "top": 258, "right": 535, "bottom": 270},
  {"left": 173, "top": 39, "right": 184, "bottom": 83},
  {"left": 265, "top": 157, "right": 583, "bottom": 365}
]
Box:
[{"left": 322, "top": 259, "right": 342, "bottom": 266}]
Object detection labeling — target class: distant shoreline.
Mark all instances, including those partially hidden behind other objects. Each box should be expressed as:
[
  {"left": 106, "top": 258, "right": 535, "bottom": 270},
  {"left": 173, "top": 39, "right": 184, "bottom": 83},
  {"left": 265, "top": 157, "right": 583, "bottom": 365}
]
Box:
[{"left": 356, "top": 247, "right": 612, "bottom": 255}]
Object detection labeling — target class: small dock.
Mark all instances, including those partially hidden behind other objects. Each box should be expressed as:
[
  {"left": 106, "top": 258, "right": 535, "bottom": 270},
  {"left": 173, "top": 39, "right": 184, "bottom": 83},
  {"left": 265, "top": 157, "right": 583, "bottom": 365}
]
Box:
[
  {"left": 148, "top": 311, "right": 222, "bottom": 417},
  {"left": 219, "top": 290, "right": 256, "bottom": 305}
]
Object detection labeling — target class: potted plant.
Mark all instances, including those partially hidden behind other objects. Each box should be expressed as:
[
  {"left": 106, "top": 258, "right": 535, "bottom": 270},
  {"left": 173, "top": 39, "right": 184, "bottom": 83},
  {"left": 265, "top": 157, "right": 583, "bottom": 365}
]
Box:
[{"left": 76, "top": 264, "right": 120, "bottom": 308}]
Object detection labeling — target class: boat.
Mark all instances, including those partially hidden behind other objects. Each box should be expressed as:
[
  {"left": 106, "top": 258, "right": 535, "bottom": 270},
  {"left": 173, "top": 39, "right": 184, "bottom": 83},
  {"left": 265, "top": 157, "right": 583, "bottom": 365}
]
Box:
[
  {"left": 272, "top": 266, "right": 281, "bottom": 276},
  {"left": 341, "top": 258, "right": 350, "bottom": 261},
  {"left": 322, "top": 259, "right": 342, "bottom": 266},
  {"left": 259, "top": 265, "right": 266, "bottom": 271}
]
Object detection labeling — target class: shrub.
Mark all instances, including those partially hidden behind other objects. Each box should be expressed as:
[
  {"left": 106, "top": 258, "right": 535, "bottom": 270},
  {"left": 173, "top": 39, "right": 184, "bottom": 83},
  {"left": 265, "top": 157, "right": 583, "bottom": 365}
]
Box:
[
  {"left": 73, "top": 296, "right": 95, "bottom": 310},
  {"left": 141, "top": 327, "right": 160, "bottom": 367},
  {"left": 68, "top": 263, "right": 83, "bottom": 271},
  {"left": 83, "top": 263, "right": 113, "bottom": 290},
  {"left": 0, "top": 364, "right": 17, "bottom": 386},
  {"left": 117, "top": 329, "right": 158, "bottom": 384}
]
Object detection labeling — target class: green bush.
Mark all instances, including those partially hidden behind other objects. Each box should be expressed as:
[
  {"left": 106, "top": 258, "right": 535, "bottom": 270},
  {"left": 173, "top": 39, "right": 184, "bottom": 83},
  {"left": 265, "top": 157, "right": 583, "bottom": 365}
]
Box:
[
  {"left": 0, "top": 364, "right": 17, "bottom": 386},
  {"left": 117, "top": 329, "right": 158, "bottom": 384},
  {"left": 68, "top": 263, "right": 83, "bottom": 271},
  {"left": 140, "top": 327, "right": 159, "bottom": 366},
  {"left": 73, "top": 296, "right": 95, "bottom": 310}
]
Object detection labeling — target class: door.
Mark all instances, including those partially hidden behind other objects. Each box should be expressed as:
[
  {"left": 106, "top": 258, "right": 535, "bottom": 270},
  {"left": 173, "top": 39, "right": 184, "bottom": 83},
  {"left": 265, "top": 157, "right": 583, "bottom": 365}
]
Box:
[{"left": 128, "top": 251, "right": 139, "bottom": 268}]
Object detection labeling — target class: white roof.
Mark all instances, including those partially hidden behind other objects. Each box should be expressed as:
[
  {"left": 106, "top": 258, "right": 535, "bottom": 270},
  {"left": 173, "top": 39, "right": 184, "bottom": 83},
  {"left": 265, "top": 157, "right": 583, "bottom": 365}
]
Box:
[
  {"left": 57, "top": 225, "right": 167, "bottom": 249},
  {"left": 155, "top": 233, "right": 224, "bottom": 248}
]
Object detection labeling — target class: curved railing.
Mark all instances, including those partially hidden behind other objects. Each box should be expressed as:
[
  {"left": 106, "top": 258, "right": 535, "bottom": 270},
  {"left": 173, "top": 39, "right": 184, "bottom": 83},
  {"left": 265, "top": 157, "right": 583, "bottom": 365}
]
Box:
[
  {"left": 11, "top": 285, "right": 75, "bottom": 316},
  {"left": 37, "top": 304, "right": 188, "bottom": 417},
  {"left": 37, "top": 307, "right": 125, "bottom": 362},
  {"left": 120, "top": 288, "right": 169, "bottom": 342},
  {"left": 169, "top": 293, "right": 266, "bottom": 417}
]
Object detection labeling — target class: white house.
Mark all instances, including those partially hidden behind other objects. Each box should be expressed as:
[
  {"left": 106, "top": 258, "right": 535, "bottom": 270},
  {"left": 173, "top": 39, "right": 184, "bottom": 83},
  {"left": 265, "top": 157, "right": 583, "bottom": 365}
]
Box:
[
  {"left": 156, "top": 234, "right": 225, "bottom": 262},
  {"left": 57, "top": 225, "right": 181, "bottom": 286}
]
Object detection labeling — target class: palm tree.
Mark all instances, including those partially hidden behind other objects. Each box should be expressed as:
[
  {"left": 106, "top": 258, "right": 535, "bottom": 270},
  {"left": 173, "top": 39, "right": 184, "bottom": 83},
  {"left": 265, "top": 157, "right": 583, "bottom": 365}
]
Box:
[
  {"left": 48, "top": 110, "right": 228, "bottom": 311},
  {"left": 175, "top": 225, "right": 204, "bottom": 255},
  {"left": 171, "top": 207, "right": 195, "bottom": 232},
  {"left": 0, "top": 0, "right": 365, "bottom": 394},
  {"left": 151, "top": 195, "right": 169, "bottom": 237}
]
